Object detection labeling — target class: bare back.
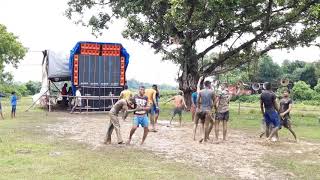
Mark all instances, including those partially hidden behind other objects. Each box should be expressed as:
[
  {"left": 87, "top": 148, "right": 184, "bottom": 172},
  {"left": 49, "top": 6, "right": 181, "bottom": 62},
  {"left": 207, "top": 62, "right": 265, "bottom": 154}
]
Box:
[{"left": 173, "top": 95, "right": 184, "bottom": 108}]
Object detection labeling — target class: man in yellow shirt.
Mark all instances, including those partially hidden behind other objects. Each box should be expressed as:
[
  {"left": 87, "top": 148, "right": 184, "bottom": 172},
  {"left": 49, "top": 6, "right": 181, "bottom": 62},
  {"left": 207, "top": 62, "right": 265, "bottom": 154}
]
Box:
[
  {"left": 120, "top": 85, "right": 132, "bottom": 100},
  {"left": 145, "top": 85, "right": 158, "bottom": 132}
]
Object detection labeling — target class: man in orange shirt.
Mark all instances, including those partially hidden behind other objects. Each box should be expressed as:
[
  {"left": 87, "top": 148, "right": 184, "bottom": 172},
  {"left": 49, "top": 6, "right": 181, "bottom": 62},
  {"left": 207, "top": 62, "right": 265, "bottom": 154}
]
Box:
[{"left": 145, "top": 85, "right": 158, "bottom": 132}]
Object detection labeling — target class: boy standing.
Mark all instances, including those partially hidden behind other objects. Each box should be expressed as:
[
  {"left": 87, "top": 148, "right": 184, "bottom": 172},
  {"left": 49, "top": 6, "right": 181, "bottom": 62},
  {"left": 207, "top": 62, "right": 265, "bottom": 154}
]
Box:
[
  {"left": 279, "top": 89, "right": 297, "bottom": 142},
  {"left": 127, "top": 86, "right": 151, "bottom": 145},
  {"left": 11, "top": 92, "right": 17, "bottom": 118}
]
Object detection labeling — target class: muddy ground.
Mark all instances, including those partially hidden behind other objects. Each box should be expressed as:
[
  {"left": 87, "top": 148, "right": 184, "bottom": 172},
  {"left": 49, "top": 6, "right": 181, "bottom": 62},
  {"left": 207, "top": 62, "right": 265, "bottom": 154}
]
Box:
[{"left": 46, "top": 113, "right": 320, "bottom": 179}]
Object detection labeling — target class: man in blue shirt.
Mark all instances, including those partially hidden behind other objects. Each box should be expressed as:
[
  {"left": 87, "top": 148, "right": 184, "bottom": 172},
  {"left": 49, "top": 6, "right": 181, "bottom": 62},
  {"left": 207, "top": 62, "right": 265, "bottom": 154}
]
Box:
[
  {"left": 191, "top": 87, "right": 198, "bottom": 122},
  {"left": 11, "top": 92, "right": 17, "bottom": 118}
]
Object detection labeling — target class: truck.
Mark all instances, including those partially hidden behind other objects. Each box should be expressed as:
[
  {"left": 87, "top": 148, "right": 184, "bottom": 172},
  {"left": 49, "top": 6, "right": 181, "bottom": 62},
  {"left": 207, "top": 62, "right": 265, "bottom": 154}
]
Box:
[{"left": 69, "top": 41, "right": 130, "bottom": 110}]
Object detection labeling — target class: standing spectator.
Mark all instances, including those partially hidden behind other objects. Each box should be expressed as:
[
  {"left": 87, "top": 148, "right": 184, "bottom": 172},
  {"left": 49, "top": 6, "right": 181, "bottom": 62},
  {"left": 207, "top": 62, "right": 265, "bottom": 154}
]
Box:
[
  {"left": 119, "top": 85, "right": 132, "bottom": 100},
  {"left": 0, "top": 93, "right": 5, "bottom": 120},
  {"left": 61, "top": 83, "right": 68, "bottom": 106},
  {"left": 70, "top": 87, "right": 82, "bottom": 114},
  {"left": 11, "top": 92, "right": 18, "bottom": 118}
]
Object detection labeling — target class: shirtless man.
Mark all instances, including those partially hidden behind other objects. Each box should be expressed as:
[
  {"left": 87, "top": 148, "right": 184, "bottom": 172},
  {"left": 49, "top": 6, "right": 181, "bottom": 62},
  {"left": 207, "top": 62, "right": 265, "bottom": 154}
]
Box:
[
  {"left": 197, "top": 80, "right": 216, "bottom": 143},
  {"left": 104, "top": 97, "right": 136, "bottom": 144},
  {"left": 260, "top": 82, "right": 281, "bottom": 142},
  {"left": 193, "top": 76, "right": 205, "bottom": 140},
  {"left": 166, "top": 91, "right": 187, "bottom": 126},
  {"left": 127, "top": 86, "right": 151, "bottom": 145},
  {"left": 279, "top": 89, "right": 297, "bottom": 142}
]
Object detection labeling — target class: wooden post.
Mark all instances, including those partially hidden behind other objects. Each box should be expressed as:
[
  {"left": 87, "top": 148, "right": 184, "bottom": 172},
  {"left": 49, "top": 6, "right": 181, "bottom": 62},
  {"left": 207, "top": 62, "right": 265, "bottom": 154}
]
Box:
[
  {"left": 238, "top": 101, "right": 240, "bottom": 115},
  {"left": 86, "top": 98, "right": 89, "bottom": 114}
]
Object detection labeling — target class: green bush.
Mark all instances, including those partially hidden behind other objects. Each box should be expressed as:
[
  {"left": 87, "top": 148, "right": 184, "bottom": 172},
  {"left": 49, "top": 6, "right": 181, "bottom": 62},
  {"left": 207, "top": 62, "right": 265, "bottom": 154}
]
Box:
[
  {"left": 314, "top": 79, "right": 320, "bottom": 93},
  {"left": 292, "top": 81, "right": 314, "bottom": 101}
]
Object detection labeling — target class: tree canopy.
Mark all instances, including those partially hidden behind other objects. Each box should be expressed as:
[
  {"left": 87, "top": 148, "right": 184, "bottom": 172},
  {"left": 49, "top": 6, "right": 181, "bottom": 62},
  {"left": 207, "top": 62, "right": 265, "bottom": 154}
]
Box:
[
  {"left": 0, "top": 24, "right": 27, "bottom": 82},
  {"left": 65, "top": 0, "right": 320, "bottom": 105}
]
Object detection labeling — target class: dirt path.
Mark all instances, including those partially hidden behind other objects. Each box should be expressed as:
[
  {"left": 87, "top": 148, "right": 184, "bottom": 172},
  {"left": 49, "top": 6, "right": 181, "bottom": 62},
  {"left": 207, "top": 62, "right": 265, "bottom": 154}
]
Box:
[{"left": 46, "top": 113, "right": 319, "bottom": 179}]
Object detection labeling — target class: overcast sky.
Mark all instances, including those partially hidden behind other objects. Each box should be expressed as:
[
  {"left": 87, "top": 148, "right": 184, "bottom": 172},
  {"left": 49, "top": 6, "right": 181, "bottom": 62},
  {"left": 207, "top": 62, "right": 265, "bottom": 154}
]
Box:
[{"left": 1, "top": 0, "right": 319, "bottom": 86}]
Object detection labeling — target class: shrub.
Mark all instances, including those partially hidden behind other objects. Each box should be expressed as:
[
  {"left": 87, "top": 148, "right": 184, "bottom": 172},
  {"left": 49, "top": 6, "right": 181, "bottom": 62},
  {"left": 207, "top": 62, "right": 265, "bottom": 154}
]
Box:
[
  {"left": 292, "top": 81, "right": 314, "bottom": 100},
  {"left": 314, "top": 79, "right": 320, "bottom": 93}
]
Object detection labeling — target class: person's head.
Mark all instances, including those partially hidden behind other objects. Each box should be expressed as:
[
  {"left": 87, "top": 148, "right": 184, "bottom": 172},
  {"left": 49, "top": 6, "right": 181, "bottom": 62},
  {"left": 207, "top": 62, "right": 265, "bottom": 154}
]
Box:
[
  {"left": 152, "top": 84, "right": 158, "bottom": 91},
  {"left": 64, "top": 83, "right": 67, "bottom": 87},
  {"left": 11, "top": 91, "right": 16, "bottom": 95},
  {"left": 124, "top": 85, "right": 128, "bottom": 90},
  {"left": 264, "top": 82, "right": 271, "bottom": 90},
  {"left": 77, "top": 87, "right": 81, "bottom": 91},
  {"left": 139, "top": 86, "right": 145, "bottom": 96},
  {"left": 178, "top": 91, "right": 183, "bottom": 96},
  {"left": 192, "top": 86, "right": 197, "bottom": 92},
  {"left": 204, "top": 81, "right": 211, "bottom": 88},
  {"left": 283, "top": 89, "right": 290, "bottom": 98},
  {"left": 127, "top": 97, "right": 136, "bottom": 109}
]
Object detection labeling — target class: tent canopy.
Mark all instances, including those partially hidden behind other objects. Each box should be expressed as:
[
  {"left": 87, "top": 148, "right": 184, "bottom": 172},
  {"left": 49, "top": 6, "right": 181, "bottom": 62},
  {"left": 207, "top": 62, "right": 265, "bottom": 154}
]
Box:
[{"left": 44, "top": 50, "right": 71, "bottom": 82}]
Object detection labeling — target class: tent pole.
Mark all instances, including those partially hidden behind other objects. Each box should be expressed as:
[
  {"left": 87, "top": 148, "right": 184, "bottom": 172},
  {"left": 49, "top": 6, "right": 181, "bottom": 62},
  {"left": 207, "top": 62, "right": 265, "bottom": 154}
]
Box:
[
  {"left": 48, "top": 80, "right": 51, "bottom": 112},
  {"left": 24, "top": 89, "right": 49, "bottom": 112}
]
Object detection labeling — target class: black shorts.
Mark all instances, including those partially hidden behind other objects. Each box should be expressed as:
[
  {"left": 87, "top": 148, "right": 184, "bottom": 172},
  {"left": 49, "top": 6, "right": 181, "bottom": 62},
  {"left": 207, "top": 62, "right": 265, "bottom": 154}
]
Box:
[
  {"left": 280, "top": 117, "right": 291, "bottom": 129},
  {"left": 173, "top": 108, "right": 183, "bottom": 117},
  {"left": 215, "top": 111, "right": 229, "bottom": 121},
  {"left": 12, "top": 105, "right": 16, "bottom": 113}
]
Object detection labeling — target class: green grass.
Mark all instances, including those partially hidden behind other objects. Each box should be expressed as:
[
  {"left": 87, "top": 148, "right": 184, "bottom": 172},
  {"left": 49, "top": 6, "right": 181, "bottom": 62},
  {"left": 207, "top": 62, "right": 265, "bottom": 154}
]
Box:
[
  {"left": 1, "top": 97, "right": 320, "bottom": 179},
  {"left": 263, "top": 151, "right": 320, "bottom": 179},
  {"left": 0, "top": 98, "right": 215, "bottom": 179}
]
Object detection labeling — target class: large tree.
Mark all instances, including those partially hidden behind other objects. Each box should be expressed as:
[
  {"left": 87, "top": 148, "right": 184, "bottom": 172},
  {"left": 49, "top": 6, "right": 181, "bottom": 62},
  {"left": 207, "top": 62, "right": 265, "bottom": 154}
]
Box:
[
  {"left": 65, "top": 0, "right": 320, "bottom": 106},
  {"left": 0, "top": 24, "right": 27, "bottom": 83}
]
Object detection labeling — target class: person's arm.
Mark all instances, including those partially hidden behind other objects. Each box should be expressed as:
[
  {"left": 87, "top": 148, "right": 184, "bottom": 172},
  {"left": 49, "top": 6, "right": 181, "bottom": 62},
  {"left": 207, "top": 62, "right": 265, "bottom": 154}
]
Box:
[
  {"left": 152, "top": 91, "right": 157, "bottom": 106},
  {"left": 215, "top": 96, "right": 220, "bottom": 111},
  {"left": 197, "top": 92, "right": 201, "bottom": 110},
  {"left": 122, "top": 106, "right": 144, "bottom": 120},
  {"left": 260, "top": 97, "right": 264, "bottom": 115},
  {"left": 191, "top": 94, "right": 195, "bottom": 106},
  {"left": 280, "top": 103, "right": 292, "bottom": 117},
  {"left": 164, "top": 97, "right": 174, "bottom": 104},
  {"left": 197, "top": 76, "right": 204, "bottom": 93},
  {"left": 273, "top": 96, "right": 280, "bottom": 112},
  {"left": 182, "top": 97, "right": 187, "bottom": 109}
]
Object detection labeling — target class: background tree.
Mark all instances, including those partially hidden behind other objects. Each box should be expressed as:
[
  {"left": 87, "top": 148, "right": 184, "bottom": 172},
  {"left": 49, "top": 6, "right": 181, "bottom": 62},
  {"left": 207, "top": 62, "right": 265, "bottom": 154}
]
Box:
[
  {"left": 256, "top": 55, "right": 282, "bottom": 82},
  {"left": 65, "top": 0, "right": 320, "bottom": 106},
  {"left": 0, "top": 24, "right": 27, "bottom": 82}
]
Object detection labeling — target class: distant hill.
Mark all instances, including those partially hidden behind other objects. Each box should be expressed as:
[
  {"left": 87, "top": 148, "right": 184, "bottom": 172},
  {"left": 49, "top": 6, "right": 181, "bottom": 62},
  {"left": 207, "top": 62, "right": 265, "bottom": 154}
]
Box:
[{"left": 127, "top": 79, "right": 177, "bottom": 90}]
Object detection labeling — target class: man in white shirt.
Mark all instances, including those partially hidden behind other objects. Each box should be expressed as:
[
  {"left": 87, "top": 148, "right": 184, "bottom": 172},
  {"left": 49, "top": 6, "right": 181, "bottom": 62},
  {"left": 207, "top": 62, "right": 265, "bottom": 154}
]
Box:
[{"left": 70, "top": 87, "right": 82, "bottom": 114}]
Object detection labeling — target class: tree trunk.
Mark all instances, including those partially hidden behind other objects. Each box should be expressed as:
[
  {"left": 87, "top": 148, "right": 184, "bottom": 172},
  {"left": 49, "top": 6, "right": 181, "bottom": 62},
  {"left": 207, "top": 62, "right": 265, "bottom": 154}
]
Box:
[{"left": 177, "top": 46, "right": 199, "bottom": 108}]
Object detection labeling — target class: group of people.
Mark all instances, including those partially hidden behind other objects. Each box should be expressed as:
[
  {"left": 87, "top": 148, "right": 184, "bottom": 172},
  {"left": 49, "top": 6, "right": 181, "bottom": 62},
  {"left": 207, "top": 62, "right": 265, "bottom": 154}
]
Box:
[
  {"left": 105, "top": 85, "right": 160, "bottom": 145},
  {"left": 103, "top": 77, "right": 298, "bottom": 146},
  {"left": 260, "top": 83, "right": 297, "bottom": 142},
  {"left": 0, "top": 92, "right": 18, "bottom": 120}
]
